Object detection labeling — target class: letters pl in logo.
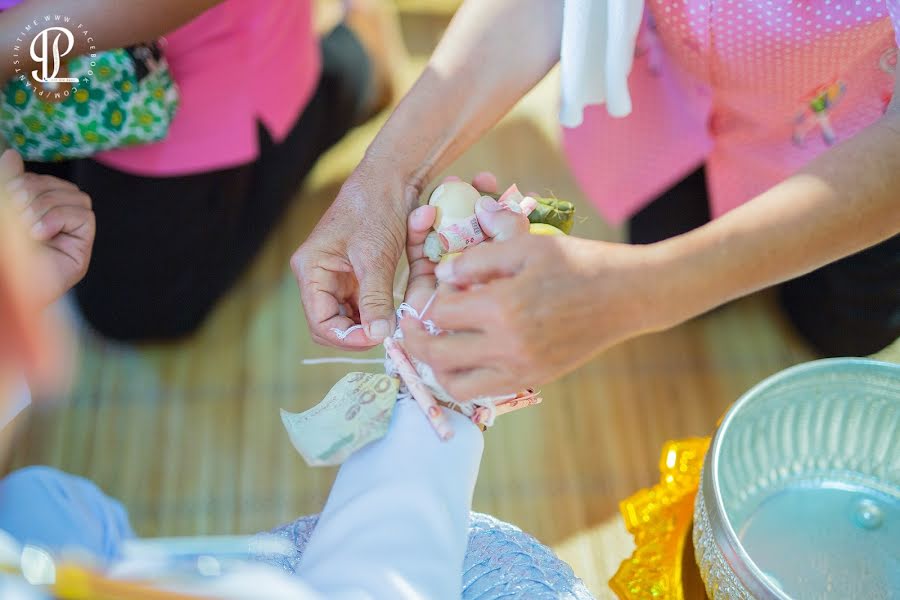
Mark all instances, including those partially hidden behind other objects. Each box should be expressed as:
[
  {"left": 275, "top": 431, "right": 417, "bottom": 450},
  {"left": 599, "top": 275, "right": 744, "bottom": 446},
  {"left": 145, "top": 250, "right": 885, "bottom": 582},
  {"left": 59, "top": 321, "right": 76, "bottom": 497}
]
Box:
[{"left": 31, "top": 26, "right": 78, "bottom": 83}]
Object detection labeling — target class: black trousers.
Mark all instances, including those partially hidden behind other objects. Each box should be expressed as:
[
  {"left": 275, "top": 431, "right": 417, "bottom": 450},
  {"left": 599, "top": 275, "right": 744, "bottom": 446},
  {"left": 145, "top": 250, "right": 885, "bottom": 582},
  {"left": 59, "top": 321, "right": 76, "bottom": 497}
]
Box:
[
  {"left": 628, "top": 167, "right": 900, "bottom": 357},
  {"left": 28, "top": 26, "right": 372, "bottom": 342}
]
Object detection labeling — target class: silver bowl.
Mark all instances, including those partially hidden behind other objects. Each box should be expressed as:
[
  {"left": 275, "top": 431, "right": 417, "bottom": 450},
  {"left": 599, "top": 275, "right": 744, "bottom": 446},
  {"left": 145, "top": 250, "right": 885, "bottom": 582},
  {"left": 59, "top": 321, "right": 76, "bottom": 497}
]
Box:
[
  {"left": 259, "top": 512, "right": 594, "bottom": 599},
  {"left": 693, "top": 358, "right": 900, "bottom": 599}
]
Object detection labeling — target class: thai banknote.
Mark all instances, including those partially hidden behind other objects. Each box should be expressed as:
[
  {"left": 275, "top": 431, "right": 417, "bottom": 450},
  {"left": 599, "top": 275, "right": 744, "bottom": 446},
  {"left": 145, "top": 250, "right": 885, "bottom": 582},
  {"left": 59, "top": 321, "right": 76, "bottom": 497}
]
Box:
[{"left": 281, "top": 372, "right": 400, "bottom": 467}]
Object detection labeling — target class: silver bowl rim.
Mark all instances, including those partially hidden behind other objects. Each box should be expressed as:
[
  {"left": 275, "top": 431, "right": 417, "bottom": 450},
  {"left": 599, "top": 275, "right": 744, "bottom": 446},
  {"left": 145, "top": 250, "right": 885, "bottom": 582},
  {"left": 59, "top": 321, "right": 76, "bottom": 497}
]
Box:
[{"left": 702, "top": 357, "right": 900, "bottom": 600}]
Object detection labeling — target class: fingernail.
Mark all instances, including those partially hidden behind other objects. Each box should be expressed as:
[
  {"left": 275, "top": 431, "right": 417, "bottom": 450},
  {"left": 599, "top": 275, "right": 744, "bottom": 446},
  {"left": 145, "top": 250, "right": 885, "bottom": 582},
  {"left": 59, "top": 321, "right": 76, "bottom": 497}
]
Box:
[
  {"left": 477, "top": 196, "right": 501, "bottom": 212},
  {"left": 367, "top": 319, "right": 392, "bottom": 341},
  {"left": 520, "top": 196, "right": 538, "bottom": 216},
  {"left": 435, "top": 259, "right": 454, "bottom": 282},
  {"left": 30, "top": 220, "right": 43, "bottom": 237}
]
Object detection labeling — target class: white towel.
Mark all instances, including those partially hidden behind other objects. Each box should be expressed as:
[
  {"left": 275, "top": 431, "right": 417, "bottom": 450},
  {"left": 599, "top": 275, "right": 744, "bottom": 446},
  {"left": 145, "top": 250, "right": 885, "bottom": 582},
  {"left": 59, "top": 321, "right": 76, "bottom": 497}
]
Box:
[{"left": 559, "top": 0, "right": 644, "bottom": 127}]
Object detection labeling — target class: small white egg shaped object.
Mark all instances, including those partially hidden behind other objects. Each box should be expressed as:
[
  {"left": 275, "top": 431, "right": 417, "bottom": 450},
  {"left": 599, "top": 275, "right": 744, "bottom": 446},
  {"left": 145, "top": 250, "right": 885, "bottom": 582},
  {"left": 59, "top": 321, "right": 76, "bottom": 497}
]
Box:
[{"left": 428, "top": 181, "right": 481, "bottom": 230}]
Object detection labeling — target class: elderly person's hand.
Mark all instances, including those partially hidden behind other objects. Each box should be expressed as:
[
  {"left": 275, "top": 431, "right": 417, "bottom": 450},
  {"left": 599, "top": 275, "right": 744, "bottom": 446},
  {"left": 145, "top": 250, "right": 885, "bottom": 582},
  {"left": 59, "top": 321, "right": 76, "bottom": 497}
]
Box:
[
  {"left": 290, "top": 0, "right": 563, "bottom": 351},
  {"left": 400, "top": 227, "right": 666, "bottom": 402},
  {"left": 291, "top": 165, "right": 414, "bottom": 349},
  {"left": 293, "top": 167, "right": 507, "bottom": 349}
]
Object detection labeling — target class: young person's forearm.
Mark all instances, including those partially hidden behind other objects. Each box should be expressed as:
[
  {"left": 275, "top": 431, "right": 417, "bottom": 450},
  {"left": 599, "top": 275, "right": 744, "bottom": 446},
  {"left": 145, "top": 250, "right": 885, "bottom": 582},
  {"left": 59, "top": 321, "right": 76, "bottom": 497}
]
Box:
[
  {"left": 651, "top": 109, "right": 900, "bottom": 329},
  {"left": 0, "top": 1, "right": 222, "bottom": 81},
  {"left": 364, "top": 0, "right": 563, "bottom": 208}
]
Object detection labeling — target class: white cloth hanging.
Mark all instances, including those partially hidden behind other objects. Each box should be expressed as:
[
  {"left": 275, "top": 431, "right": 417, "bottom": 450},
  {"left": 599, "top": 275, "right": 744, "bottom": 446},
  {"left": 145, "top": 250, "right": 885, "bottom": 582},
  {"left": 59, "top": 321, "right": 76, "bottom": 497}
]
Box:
[{"left": 559, "top": 0, "right": 645, "bottom": 126}]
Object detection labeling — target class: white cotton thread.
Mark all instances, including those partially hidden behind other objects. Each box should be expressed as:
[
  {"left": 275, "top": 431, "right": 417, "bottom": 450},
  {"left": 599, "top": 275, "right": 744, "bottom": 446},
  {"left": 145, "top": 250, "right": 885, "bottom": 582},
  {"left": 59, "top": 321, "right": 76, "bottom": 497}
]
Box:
[
  {"left": 301, "top": 358, "right": 385, "bottom": 365},
  {"left": 331, "top": 324, "right": 364, "bottom": 340},
  {"left": 420, "top": 292, "right": 437, "bottom": 318},
  {"left": 312, "top": 290, "right": 504, "bottom": 427}
]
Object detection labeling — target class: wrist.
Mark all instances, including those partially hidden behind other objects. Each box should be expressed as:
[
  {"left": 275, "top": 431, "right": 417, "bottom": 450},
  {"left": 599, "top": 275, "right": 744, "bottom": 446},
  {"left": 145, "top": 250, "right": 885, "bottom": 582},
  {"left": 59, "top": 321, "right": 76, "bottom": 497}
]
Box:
[
  {"left": 643, "top": 229, "right": 732, "bottom": 330},
  {"left": 363, "top": 70, "right": 462, "bottom": 203},
  {"left": 350, "top": 150, "right": 423, "bottom": 215},
  {"left": 576, "top": 237, "right": 691, "bottom": 338}
]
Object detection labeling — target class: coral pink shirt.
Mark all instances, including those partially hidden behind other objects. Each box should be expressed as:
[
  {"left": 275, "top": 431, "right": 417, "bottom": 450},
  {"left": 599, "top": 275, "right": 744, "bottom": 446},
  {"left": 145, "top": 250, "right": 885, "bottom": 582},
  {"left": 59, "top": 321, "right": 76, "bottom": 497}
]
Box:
[
  {"left": 95, "top": 0, "right": 319, "bottom": 177},
  {"left": 563, "top": 0, "right": 900, "bottom": 224}
]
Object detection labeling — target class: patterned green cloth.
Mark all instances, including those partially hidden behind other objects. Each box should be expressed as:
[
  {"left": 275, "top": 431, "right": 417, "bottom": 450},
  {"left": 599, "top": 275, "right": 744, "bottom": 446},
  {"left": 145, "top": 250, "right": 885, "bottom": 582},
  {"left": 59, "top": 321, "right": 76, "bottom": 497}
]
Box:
[{"left": 0, "top": 45, "right": 178, "bottom": 161}]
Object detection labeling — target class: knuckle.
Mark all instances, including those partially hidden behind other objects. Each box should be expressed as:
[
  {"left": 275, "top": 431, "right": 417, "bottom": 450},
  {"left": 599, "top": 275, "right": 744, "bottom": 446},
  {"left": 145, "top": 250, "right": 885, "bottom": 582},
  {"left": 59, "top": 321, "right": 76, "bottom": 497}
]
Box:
[
  {"left": 358, "top": 251, "right": 396, "bottom": 282},
  {"left": 41, "top": 197, "right": 63, "bottom": 213},
  {"left": 362, "top": 254, "right": 392, "bottom": 274},
  {"left": 489, "top": 296, "right": 518, "bottom": 330},
  {"left": 358, "top": 288, "right": 393, "bottom": 310},
  {"left": 357, "top": 225, "right": 404, "bottom": 261},
  {"left": 289, "top": 250, "right": 304, "bottom": 276},
  {"left": 29, "top": 189, "right": 54, "bottom": 208},
  {"left": 290, "top": 243, "right": 313, "bottom": 276}
]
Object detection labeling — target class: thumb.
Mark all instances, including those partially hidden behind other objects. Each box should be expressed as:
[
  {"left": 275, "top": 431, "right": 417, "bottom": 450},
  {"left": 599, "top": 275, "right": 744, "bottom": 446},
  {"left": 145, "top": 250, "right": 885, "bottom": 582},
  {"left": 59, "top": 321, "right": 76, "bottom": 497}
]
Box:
[
  {"left": 356, "top": 256, "right": 398, "bottom": 342},
  {"left": 0, "top": 149, "right": 24, "bottom": 185},
  {"left": 435, "top": 238, "right": 526, "bottom": 287},
  {"left": 475, "top": 196, "right": 529, "bottom": 242}
]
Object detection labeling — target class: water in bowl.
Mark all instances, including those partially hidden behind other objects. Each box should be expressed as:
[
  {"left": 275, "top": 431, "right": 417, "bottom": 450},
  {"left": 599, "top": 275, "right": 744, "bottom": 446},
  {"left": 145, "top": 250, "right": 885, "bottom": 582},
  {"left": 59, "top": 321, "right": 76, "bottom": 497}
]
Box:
[{"left": 736, "top": 481, "right": 899, "bottom": 599}]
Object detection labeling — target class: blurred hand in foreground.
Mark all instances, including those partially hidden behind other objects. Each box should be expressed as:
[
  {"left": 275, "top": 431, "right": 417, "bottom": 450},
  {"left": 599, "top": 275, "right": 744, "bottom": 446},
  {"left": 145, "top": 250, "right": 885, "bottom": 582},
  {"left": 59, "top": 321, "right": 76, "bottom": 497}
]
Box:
[{"left": 1, "top": 150, "right": 95, "bottom": 305}]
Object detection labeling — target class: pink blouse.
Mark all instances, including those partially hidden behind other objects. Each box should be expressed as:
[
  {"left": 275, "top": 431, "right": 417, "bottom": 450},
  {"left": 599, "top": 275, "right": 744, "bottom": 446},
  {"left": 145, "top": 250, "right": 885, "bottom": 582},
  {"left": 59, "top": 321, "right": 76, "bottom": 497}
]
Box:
[
  {"left": 563, "top": 0, "right": 900, "bottom": 224},
  {"left": 95, "top": 0, "right": 319, "bottom": 177}
]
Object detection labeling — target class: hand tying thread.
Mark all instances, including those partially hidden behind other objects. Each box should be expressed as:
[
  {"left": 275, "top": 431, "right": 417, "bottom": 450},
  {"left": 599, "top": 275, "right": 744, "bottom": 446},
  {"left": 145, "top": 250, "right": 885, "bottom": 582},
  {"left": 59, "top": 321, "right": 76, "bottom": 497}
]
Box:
[
  {"left": 322, "top": 291, "right": 539, "bottom": 437},
  {"left": 331, "top": 324, "right": 364, "bottom": 341}
]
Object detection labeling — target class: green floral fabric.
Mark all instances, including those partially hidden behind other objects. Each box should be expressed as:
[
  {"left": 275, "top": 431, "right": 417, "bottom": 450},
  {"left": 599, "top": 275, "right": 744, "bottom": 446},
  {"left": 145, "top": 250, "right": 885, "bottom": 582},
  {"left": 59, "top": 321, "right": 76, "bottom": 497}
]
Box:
[{"left": 0, "top": 48, "right": 178, "bottom": 161}]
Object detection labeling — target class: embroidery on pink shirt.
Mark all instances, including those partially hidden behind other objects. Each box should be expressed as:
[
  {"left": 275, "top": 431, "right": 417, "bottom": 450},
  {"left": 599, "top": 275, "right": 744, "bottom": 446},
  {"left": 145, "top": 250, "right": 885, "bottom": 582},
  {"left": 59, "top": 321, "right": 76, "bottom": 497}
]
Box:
[{"left": 792, "top": 80, "right": 846, "bottom": 147}]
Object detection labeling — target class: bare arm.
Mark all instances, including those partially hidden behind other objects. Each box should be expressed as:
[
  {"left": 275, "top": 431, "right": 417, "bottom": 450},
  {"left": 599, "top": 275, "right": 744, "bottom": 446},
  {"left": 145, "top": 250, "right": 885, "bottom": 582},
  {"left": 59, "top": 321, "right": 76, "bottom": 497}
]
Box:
[
  {"left": 0, "top": 0, "right": 223, "bottom": 81},
  {"left": 363, "top": 0, "right": 564, "bottom": 206},
  {"left": 652, "top": 69, "right": 900, "bottom": 330},
  {"left": 293, "top": 0, "right": 564, "bottom": 349},
  {"left": 402, "top": 66, "right": 900, "bottom": 400}
]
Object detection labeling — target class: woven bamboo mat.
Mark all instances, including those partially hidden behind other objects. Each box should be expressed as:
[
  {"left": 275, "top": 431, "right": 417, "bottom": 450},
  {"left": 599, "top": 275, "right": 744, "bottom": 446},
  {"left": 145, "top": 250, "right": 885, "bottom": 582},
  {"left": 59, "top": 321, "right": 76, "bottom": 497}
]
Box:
[{"left": 3, "top": 8, "right": 829, "bottom": 598}]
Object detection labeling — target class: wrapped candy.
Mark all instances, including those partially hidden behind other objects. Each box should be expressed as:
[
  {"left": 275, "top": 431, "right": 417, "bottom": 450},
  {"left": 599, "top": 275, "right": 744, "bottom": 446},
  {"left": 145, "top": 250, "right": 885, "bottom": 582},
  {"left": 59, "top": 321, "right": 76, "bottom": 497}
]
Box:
[
  {"left": 423, "top": 181, "right": 575, "bottom": 262},
  {"left": 423, "top": 181, "right": 486, "bottom": 262}
]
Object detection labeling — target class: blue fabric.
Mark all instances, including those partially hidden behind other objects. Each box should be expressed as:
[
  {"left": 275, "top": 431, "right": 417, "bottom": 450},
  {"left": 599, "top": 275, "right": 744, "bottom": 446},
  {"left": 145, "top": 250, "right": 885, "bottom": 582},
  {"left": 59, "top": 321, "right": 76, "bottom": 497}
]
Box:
[{"left": 0, "top": 466, "right": 135, "bottom": 563}]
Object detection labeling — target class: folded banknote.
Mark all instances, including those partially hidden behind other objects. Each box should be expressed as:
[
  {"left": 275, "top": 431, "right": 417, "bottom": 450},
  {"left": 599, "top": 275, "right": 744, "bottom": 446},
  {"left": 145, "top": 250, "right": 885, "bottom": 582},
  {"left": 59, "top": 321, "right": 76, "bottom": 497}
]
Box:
[{"left": 281, "top": 372, "right": 400, "bottom": 467}]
